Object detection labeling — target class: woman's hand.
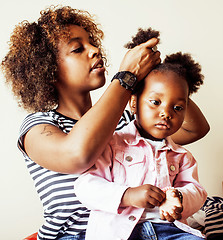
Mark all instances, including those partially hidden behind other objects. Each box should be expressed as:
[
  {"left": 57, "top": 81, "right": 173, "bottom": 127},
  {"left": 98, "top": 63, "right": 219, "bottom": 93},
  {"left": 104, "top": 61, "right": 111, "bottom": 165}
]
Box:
[
  {"left": 121, "top": 184, "right": 165, "bottom": 209},
  {"left": 159, "top": 188, "right": 183, "bottom": 222},
  {"left": 119, "top": 38, "right": 161, "bottom": 81}
]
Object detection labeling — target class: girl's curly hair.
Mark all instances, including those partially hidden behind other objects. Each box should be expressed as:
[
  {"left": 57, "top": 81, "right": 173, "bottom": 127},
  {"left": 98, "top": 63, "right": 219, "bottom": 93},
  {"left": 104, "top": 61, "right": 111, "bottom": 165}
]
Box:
[
  {"left": 1, "top": 6, "right": 105, "bottom": 112},
  {"left": 160, "top": 52, "right": 204, "bottom": 95},
  {"left": 124, "top": 27, "right": 160, "bottom": 49},
  {"left": 125, "top": 28, "right": 204, "bottom": 96}
]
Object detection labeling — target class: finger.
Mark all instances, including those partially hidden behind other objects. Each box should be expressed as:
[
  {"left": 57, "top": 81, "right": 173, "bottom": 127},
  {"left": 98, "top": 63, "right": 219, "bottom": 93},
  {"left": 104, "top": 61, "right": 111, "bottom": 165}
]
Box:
[
  {"left": 155, "top": 57, "right": 161, "bottom": 65},
  {"left": 171, "top": 189, "right": 179, "bottom": 197},
  {"left": 159, "top": 210, "right": 165, "bottom": 220},
  {"left": 153, "top": 51, "right": 161, "bottom": 65},
  {"left": 141, "top": 38, "right": 159, "bottom": 48},
  {"left": 147, "top": 191, "right": 166, "bottom": 207},
  {"left": 148, "top": 194, "right": 164, "bottom": 206},
  {"left": 169, "top": 209, "right": 182, "bottom": 220},
  {"left": 174, "top": 206, "right": 183, "bottom": 213},
  {"left": 163, "top": 211, "right": 175, "bottom": 222},
  {"left": 147, "top": 50, "right": 161, "bottom": 61},
  {"left": 151, "top": 186, "right": 166, "bottom": 200},
  {"left": 174, "top": 212, "right": 182, "bottom": 220},
  {"left": 147, "top": 195, "right": 162, "bottom": 207},
  {"left": 145, "top": 202, "right": 156, "bottom": 209},
  {"left": 154, "top": 51, "right": 161, "bottom": 59}
]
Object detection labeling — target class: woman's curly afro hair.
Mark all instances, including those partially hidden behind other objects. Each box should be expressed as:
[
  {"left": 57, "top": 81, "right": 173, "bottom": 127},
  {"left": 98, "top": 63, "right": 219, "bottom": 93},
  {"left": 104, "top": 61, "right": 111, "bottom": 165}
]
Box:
[
  {"left": 1, "top": 5, "right": 105, "bottom": 112},
  {"left": 125, "top": 28, "right": 204, "bottom": 96}
]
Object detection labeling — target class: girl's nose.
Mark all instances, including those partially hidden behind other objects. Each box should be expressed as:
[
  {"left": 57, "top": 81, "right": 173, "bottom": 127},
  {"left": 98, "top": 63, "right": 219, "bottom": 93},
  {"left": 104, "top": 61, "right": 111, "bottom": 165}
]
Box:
[{"left": 159, "top": 109, "right": 172, "bottom": 120}]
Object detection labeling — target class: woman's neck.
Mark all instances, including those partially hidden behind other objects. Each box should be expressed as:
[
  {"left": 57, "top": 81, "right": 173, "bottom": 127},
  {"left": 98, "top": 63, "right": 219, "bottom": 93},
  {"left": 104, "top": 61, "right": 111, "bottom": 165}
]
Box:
[{"left": 56, "top": 91, "right": 92, "bottom": 120}]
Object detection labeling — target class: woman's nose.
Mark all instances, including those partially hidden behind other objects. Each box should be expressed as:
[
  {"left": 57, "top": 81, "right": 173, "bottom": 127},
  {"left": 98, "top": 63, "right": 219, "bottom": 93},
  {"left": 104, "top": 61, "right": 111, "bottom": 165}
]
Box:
[{"left": 88, "top": 45, "right": 100, "bottom": 59}]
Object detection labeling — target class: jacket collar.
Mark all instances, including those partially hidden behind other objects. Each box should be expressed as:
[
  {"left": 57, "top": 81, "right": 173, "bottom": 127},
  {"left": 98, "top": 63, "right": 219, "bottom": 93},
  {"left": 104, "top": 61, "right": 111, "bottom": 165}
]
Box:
[{"left": 119, "top": 120, "right": 187, "bottom": 154}]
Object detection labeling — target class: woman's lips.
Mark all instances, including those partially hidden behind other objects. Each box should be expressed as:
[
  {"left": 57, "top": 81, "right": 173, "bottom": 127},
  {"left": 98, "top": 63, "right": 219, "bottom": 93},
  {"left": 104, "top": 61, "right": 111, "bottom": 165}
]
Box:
[{"left": 90, "top": 58, "right": 104, "bottom": 71}]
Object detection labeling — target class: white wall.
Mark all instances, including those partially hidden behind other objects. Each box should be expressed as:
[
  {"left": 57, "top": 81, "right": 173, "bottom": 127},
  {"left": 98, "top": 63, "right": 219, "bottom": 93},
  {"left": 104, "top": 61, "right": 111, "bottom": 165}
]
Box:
[{"left": 1, "top": 0, "right": 222, "bottom": 239}]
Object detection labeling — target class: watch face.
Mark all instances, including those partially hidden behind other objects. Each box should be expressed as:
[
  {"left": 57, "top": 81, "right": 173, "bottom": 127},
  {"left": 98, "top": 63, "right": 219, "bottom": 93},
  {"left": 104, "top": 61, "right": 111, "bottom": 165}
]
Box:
[
  {"left": 123, "top": 73, "right": 136, "bottom": 87},
  {"left": 112, "top": 71, "right": 137, "bottom": 90}
]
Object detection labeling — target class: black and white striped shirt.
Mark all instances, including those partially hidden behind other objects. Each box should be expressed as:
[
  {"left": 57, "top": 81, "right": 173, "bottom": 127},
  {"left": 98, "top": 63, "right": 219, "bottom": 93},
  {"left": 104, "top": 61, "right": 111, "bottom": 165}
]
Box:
[{"left": 18, "top": 110, "right": 134, "bottom": 239}]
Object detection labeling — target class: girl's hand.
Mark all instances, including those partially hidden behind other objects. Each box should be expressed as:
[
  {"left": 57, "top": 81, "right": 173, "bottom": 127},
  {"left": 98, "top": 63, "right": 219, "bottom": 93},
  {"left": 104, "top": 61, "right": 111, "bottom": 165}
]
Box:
[
  {"left": 121, "top": 184, "right": 165, "bottom": 209},
  {"left": 159, "top": 188, "right": 183, "bottom": 222},
  {"left": 119, "top": 38, "right": 161, "bottom": 81}
]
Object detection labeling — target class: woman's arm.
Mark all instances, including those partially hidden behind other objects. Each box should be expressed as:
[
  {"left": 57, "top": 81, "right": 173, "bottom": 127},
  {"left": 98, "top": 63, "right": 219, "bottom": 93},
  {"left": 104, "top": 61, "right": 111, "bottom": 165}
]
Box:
[
  {"left": 171, "top": 98, "right": 210, "bottom": 145},
  {"left": 24, "top": 38, "right": 161, "bottom": 174}
]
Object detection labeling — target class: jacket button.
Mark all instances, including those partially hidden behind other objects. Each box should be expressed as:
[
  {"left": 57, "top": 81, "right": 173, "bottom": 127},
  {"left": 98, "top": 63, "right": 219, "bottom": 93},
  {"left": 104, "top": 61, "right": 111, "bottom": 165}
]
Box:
[
  {"left": 125, "top": 156, "right": 133, "bottom": 162},
  {"left": 170, "top": 165, "right": 176, "bottom": 171},
  {"left": 128, "top": 215, "right": 136, "bottom": 221}
]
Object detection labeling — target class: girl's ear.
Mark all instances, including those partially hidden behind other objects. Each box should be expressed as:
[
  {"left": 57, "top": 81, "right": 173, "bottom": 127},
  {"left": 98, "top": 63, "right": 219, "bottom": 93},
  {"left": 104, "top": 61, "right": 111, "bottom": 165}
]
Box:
[{"left": 129, "top": 95, "right": 137, "bottom": 115}]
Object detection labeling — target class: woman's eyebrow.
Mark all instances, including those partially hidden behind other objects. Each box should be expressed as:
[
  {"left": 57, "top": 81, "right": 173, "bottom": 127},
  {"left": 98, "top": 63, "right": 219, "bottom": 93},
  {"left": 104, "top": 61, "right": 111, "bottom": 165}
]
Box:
[{"left": 68, "top": 37, "right": 82, "bottom": 45}]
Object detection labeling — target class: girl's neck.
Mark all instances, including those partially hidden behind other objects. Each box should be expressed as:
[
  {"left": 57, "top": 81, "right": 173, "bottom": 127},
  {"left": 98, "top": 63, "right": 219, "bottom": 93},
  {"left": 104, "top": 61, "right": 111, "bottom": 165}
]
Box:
[
  {"left": 56, "top": 91, "right": 92, "bottom": 120},
  {"left": 135, "top": 121, "right": 164, "bottom": 142}
]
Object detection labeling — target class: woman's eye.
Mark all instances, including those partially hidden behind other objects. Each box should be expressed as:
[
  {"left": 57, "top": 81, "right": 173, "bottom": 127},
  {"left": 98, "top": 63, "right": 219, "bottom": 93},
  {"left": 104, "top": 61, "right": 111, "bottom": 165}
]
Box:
[
  {"left": 174, "top": 105, "right": 183, "bottom": 111},
  {"left": 150, "top": 100, "right": 160, "bottom": 105},
  {"left": 71, "top": 46, "right": 84, "bottom": 53}
]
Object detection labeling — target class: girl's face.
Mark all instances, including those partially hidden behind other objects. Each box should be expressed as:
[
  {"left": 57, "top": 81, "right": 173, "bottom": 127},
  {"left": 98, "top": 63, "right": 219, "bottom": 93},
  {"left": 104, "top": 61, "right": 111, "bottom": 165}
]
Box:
[
  {"left": 133, "top": 71, "right": 189, "bottom": 141},
  {"left": 56, "top": 25, "right": 106, "bottom": 95}
]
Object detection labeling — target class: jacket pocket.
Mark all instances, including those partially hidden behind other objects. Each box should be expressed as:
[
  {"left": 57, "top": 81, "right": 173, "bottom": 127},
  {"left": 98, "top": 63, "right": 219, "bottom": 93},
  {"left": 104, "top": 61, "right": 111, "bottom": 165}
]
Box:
[{"left": 112, "top": 149, "right": 146, "bottom": 186}]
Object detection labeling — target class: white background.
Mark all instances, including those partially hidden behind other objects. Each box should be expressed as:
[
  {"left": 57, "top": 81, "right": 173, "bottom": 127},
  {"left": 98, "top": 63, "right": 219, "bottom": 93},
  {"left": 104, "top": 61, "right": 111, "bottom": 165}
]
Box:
[{"left": 0, "top": 0, "right": 223, "bottom": 239}]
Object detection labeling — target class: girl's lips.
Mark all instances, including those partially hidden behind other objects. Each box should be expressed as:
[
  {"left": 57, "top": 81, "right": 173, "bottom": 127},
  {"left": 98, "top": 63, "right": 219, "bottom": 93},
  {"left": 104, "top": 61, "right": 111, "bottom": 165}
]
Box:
[{"left": 155, "top": 121, "right": 170, "bottom": 130}]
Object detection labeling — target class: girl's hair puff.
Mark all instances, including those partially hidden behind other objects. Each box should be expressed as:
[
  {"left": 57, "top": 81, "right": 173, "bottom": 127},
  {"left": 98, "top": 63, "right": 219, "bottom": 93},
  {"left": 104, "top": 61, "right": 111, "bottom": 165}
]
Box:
[
  {"left": 161, "top": 52, "right": 204, "bottom": 95},
  {"left": 124, "top": 27, "right": 160, "bottom": 49},
  {"left": 1, "top": 6, "right": 105, "bottom": 112},
  {"left": 125, "top": 28, "right": 204, "bottom": 96}
]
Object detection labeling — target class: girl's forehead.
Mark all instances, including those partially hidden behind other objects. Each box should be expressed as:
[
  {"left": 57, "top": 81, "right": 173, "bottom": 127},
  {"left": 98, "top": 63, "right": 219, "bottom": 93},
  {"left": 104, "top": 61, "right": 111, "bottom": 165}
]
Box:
[
  {"left": 146, "top": 71, "right": 187, "bottom": 88},
  {"left": 143, "top": 71, "right": 189, "bottom": 97}
]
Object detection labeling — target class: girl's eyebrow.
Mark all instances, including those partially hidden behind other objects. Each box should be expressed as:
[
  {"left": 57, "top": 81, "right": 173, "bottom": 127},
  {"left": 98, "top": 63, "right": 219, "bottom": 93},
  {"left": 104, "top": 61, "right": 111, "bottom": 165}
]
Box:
[
  {"left": 145, "top": 91, "right": 187, "bottom": 103},
  {"left": 148, "top": 91, "right": 163, "bottom": 96}
]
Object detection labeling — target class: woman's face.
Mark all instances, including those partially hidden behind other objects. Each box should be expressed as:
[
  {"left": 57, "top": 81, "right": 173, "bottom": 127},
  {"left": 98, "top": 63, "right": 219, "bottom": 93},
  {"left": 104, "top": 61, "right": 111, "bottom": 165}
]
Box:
[
  {"left": 134, "top": 71, "right": 189, "bottom": 141},
  {"left": 56, "top": 25, "right": 106, "bottom": 95}
]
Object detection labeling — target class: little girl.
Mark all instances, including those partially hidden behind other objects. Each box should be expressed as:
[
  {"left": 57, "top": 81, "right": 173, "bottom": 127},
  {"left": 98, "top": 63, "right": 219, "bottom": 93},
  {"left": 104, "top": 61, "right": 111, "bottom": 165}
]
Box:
[
  {"left": 1, "top": 6, "right": 208, "bottom": 240},
  {"left": 74, "top": 29, "right": 208, "bottom": 240}
]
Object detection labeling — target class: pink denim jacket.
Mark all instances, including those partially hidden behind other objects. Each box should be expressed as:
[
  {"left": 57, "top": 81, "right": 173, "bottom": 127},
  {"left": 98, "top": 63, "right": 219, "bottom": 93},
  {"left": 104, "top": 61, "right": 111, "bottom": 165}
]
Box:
[{"left": 74, "top": 121, "right": 207, "bottom": 240}]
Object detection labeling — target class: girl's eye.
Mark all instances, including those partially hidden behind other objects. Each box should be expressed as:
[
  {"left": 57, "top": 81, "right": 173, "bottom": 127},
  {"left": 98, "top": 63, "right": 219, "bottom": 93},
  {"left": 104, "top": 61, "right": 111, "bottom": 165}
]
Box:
[
  {"left": 150, "top": 100, "right": 160, "bottom": 106},
  {"left": 71, "top": 46, "right": 84, "bottom": 53},
  {"left": 174, "top": 105, "right": 183, "bottom": 111}
]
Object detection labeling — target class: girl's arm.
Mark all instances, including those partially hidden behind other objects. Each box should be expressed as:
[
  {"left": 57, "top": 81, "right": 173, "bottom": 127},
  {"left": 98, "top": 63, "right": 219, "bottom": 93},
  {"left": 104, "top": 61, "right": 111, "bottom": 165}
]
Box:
[
  {"left": 171, "top": 98, "right": 210, "bottom": 145},
  {"left": 173, "top": 152, "right": 207, "bottom": 219},
  {"left": 74, "top": 146, "right": 165, "bottom": 213},
  {"left": 24, "top": 38, "right": 160, "bottom": 174}
]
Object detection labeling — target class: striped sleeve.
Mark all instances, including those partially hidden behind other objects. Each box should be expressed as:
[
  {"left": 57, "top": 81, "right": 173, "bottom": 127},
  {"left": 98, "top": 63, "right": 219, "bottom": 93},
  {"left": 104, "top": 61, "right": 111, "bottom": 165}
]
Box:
[
  {"left": 18, "top": 112, "right": 57, "bottom": 156},
  {"left": 116, "top": 110, "right": 134, "bottom": 131},
  {"left": 18, "top": 111, "right": 90, "bottom": 239},
  {"left": 204, "top": 196, "right": 223, "bottom": 239}
]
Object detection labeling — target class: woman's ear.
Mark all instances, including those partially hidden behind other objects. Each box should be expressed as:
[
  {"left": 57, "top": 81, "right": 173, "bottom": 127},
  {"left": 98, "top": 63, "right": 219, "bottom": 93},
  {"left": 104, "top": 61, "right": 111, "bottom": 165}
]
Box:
[{"left": 129, "top": 95, "right": 137, "bottom": 115}]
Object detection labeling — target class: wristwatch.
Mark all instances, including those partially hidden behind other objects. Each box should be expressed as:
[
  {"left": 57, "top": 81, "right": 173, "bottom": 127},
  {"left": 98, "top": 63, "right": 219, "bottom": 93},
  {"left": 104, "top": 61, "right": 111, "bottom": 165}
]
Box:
[
  {"left": 178, "top": 190, "right": 183, "bottom": 204},
  {"left": 111, "top": 71, "right": 137, "bottom": 91}
]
